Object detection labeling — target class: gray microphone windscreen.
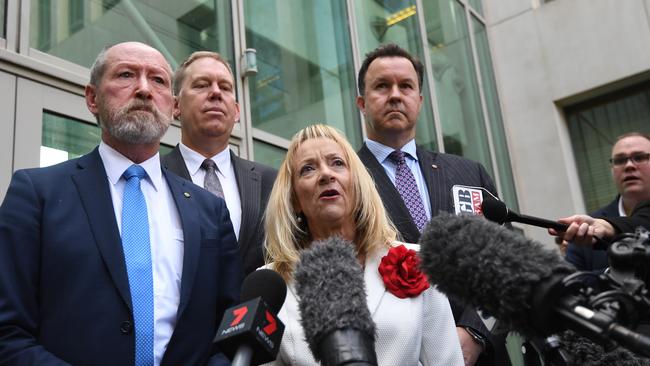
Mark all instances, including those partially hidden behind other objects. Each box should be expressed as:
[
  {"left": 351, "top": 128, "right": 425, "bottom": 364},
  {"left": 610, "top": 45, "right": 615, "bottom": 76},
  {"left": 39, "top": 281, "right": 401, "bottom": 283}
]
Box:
[
  {"left": 418, "top": 214, "right": 574, "bottom": 337},
  {"left": 294, "top": 236, "right": 376, "bottom": 361}
]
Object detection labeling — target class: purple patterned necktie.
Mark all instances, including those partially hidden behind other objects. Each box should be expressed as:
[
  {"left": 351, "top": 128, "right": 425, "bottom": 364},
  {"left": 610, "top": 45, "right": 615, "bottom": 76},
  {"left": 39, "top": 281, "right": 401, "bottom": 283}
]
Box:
[{"left": 388, "top": 150, "right": 428, "bottom": 231}]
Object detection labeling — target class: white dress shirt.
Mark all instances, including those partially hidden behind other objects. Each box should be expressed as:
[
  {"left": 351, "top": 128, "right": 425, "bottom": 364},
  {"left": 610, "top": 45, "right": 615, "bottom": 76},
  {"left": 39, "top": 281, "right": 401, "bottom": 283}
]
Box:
[
  {"left": 617, "top": 196, "right": 628, "bottom": 217},
  {"left": 365, "top": 139, "right": 433, "bottom": 219},
  {"left": 99, "top": 142, "right": 184, "bottom": 366},
  {"left": 178, "top": 142, "right": 242, "bottom": 240}
]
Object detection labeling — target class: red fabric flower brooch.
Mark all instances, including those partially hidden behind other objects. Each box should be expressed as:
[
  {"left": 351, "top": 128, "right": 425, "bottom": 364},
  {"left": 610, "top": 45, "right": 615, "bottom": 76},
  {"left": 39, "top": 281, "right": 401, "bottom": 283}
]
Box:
[{"left": 378, "top": 245, "right": 429, "bottom": 298}]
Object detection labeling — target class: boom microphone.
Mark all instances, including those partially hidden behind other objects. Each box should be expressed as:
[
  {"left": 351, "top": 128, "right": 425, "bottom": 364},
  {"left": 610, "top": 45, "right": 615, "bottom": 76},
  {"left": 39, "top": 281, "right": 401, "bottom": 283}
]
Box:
[
  {"left": 418, "top": 214, "right": 650, "bottom": 357},
  {"left": 482, "top": 196, "right": 568, "bottom": 232},
  {"left": 295, "top": 237, "right": 377, "bottom": 366},
  {"left": 559, "top": 330, "right": 650, "bottom": 366},
  {"left": 214, "top": 269, "right": 287, "bottom": 366}
]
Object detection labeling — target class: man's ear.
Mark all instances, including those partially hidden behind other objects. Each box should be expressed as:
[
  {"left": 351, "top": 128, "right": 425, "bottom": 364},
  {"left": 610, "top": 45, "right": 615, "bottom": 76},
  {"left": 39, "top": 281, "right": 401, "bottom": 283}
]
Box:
[
  {"left": 173, "top": 95, "right": 181, "bottom": 120},
  {"left": 356, "top": 95, "right": 366, "bottom": 114},
  {"left": 85, "top": 84, "right": 99, "bottom": 116}
]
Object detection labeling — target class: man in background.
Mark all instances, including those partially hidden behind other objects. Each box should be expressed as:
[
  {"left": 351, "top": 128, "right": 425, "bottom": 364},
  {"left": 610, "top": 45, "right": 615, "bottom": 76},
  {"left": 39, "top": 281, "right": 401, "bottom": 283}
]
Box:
[
  {"left": 0, "top": 42, "right": 241, "bottom": 365},
  {"left": 565, "top": 132, "right": 650, "bottom": 271},
  {"left": 162, "top": 51, "right": 276, "bottom": 275},
  {"left": 355, "top": 43, "right": 508, "bottom": 366}
]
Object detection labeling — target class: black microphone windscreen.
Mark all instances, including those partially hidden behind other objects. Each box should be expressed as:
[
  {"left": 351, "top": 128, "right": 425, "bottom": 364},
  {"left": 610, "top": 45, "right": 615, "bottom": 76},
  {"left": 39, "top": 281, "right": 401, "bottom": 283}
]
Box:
[
  {"left": 560, "top": 330, "right": 650, "bottom": 366},
  {"left": 418, "top": 214, "right": 575, "bottom": 338},
  {"left": 481, "top": 196, "right": 509, "bottom": 224},
  {"left": 240, "top": 268, "right": 287, "bottom": 313},
  {"left": 294, "top": 236, "right": 376, "bottom": 362}
]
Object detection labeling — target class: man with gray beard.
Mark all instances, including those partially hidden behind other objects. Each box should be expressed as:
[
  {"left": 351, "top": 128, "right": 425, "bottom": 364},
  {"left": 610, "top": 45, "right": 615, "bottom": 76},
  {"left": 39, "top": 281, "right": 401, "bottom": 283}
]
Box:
[{"left": 0, "top": 42, "right": 242, "bottom": 365}]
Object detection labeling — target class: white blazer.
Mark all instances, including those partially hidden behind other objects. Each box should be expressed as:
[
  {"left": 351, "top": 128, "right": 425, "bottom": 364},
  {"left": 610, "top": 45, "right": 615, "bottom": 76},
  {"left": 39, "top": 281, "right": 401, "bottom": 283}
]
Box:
[{"left": 265, "top": 243, "right": 464, "bottom": 366}]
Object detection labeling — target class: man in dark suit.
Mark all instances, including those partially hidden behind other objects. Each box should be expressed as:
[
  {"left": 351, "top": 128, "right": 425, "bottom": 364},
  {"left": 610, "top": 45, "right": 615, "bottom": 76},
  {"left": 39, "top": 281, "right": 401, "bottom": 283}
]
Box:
[
  {"left": 0, "top": 42, "right": 241, "bottom": 365},
  {"left": 162, "top": 51, "right": 276, "bottom": 275},
  {"left": 355, "top": 43, "right": 507, "bottom": 366},
  {"left": 565, "top": 132, "right": 650, "bottom": 271}
]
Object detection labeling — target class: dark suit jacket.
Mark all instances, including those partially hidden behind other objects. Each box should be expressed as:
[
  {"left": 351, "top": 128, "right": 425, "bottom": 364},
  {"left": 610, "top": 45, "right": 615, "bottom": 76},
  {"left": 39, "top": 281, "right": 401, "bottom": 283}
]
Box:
[
  {"left": 0, "top": 148, "right": 242, "bottom": 365},
  {"left": 604, "top": 200, "right": 650, "bottom": 234},
  {"left": 358, "top": 143, "right": 508, "bottom": 366},
  {"left": 565, "top": 197, "right": 619, "bottom": 271},
  {"left": 162, "top": 145, "right": 277, "bottom": 275}
]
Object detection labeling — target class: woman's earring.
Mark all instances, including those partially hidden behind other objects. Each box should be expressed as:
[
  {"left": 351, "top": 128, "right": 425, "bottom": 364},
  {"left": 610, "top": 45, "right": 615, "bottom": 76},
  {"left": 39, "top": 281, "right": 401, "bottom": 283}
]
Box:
[{"left": 296, "top": 213, "right": 303, "bottom": 223}]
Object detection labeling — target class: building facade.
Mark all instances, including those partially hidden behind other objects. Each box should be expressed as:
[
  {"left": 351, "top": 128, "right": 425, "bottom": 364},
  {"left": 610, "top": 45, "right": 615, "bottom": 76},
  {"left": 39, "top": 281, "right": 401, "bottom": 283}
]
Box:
[
  {"left": 2, "top": 0, "right": 648, "bottom": 243},
  {"left": 486, "top": 0, "right": 650, "bottom": 242}
]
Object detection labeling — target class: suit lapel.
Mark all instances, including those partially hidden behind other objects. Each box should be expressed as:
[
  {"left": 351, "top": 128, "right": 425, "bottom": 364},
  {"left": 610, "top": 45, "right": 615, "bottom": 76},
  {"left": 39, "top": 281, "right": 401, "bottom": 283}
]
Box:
[
  {"left": 162, "top": 145, "right": 192, "bottom": 180},
  {"left": 417, "top": 147, "right": 450, "bottom": 215},
  {"left": 364, "top": 248, "right": 387, "bottom": 316},
  {"left": 358, "top": 144, "right": 420, "bottom": 242},
  {"left": 72, "top": 148, "right": 132, "bottom": 310},
  {"left": 231, "top": 152, "right": 261, "bottom": 252},
  {"left": 164, "top": 169, "right": 200, "bottom": 318}
]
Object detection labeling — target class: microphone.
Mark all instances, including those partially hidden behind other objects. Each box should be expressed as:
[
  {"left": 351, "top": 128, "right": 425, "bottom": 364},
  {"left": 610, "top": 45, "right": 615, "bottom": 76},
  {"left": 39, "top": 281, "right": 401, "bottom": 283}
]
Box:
[
  {"left": 214, "top": 269, "right": 287, "bottom": 366},
  {"left": 418, "top": 214, "right": 650, "bottom": 357},
  {"left": 558, "top": 330, "right": 650, "bottom": 366},
  {"left": 294, "top": 236, "right": 377, "bottom": 366},
  {"left": 452, "top": 185, "right": 486, "bottom": 215},
  {"left": 481, "top": 196, "right": 568, "bottom": 232}
]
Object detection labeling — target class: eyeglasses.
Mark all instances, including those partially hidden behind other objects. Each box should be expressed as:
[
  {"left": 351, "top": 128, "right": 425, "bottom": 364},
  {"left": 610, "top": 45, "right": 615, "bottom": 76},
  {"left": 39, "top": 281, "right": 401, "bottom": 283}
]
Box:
[{"left": 609, "top": 153, "right": 650, "bottom": 167}]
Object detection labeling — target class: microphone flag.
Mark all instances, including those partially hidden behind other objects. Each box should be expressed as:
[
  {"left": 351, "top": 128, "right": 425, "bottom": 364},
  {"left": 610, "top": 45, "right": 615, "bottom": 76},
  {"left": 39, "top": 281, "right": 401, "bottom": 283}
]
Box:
[{"left": 452, "top": 185, "right": 484, "bottom": 216}]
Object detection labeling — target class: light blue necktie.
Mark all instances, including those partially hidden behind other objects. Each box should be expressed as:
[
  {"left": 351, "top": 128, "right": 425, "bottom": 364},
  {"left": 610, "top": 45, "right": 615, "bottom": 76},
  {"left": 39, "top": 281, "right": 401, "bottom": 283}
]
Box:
[{"left": 121, "top": 164, "right": 154, "bottom": 366}]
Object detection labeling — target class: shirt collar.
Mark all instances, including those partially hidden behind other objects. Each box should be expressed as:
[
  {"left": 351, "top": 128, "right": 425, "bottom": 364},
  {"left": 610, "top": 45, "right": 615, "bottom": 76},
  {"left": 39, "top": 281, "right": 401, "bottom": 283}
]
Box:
[
  {"left": 365, "top": 138, "right": 418, "bottom": 164},
  {"left": 98, "top": 141, "right": 163, "bottom": 191},
  {"left": 617, "top": 196, "right": 628, "bottom": 217},
  {"left": 179, "top": 142, "right": 232, "bottom": 176}
]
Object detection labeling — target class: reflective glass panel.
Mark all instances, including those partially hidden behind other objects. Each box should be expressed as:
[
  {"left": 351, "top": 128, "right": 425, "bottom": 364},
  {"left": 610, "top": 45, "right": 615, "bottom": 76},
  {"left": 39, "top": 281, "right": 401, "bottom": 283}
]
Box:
[
  {"left": 354, "top": 0, "right": 438, "bottom": 151},
  {"left": 472, "top": 16, "right": 517, "bottom": 209},
  {"left": 41, "top": 112, "right": 171, "bottom": 167},
  {"left": 30, "top": 1, "right": 234, "bottom": 70},
  {"left": 244, "top": 1, "right": 361, "bottom": 146},
  {"left": 1, "top": 0, "right": 5, "bottom": 38},
  {"left": 41, "top": 112, "right": 100, "bottom": 166},
  {"left": 422, "top": 0, "right": 493, "bottom": 176},
  {"left": 253, "top": 139, "right": 286, "bottom": 170},
  {"left": 469, "top": 0, "right": 483, "bottom": 16}
]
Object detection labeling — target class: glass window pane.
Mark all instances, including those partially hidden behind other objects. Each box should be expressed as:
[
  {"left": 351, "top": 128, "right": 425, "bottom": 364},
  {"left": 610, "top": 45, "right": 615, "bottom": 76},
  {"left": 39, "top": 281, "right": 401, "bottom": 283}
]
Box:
[
  {"left": 471, "top": 16, "right": 518, "bottom": 209},
  {"left": 244, "top": 1, "right": 361, "bottom": 147},
  {"left": 41, "top": 112, "right": 100, "bottom": 167},
  {"left": 30, "top": 1, "right": 234, "bottom": 70},
  {"left": 159, "top": 143, "right": 173, "bottom": 155},
  {"left": 354, "top": 0, "right": 438, "bottom": 151},
  {"left": 253, "top": 139, "right": 286, "bottom": 170},
  {"left": 1, "top": 0, "right": 6, "bottom": 38},
  {"left": 469, "top": 0, "right": 483, "bottom": 16},
  {"left": 41, "top": 111, "right": 173, "bottom": 167},
  {"left": 566, "top": 82, "right": 650, "bottom": 212},
  {"left": 422, "top": 1, "right": 493, "bottom": 176}
]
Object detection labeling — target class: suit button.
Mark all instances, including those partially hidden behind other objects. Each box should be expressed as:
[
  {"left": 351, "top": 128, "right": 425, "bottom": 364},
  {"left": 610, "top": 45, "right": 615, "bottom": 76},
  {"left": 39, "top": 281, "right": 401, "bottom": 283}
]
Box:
[{"left": 120, "top": 320, "right": 133, "bottom": 334}]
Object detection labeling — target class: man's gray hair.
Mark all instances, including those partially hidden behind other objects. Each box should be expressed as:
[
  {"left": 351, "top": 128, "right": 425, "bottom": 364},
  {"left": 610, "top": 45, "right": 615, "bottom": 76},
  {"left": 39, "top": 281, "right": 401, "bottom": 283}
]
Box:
[{"left": 89, "top": 45, "right": 113, "bottom": 87}]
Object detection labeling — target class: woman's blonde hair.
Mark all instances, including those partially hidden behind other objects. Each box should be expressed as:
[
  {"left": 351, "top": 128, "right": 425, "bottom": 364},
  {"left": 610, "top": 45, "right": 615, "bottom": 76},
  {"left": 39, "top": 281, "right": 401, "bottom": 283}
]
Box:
[{"left": 264, "top": 124, "right": 397, "bottom": 280}]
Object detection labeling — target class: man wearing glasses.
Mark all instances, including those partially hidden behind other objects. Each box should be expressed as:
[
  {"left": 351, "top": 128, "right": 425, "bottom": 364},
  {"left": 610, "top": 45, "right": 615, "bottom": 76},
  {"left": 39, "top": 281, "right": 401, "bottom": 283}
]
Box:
[{"left": 564, "top": 132, "right": 650, "bottom": 271}]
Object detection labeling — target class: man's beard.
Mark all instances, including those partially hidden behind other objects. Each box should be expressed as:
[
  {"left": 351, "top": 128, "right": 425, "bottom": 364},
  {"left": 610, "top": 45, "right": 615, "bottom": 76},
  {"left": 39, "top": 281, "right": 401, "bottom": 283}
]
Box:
[{"left": 98, "top": 98, "right": 171, "bottom": 144}]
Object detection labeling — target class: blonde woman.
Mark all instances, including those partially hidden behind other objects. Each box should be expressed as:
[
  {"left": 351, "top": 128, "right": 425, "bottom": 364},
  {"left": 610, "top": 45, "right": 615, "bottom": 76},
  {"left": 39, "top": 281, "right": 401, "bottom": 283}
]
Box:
[{"left": 263, "top": 124, "right": 463, "bottom": 365}]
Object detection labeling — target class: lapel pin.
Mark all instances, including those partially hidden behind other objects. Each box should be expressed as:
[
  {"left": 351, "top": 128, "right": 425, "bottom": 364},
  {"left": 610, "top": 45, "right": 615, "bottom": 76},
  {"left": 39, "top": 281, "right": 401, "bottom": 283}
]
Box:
[
  {"left": 183, "top": 192, "right": 191, "bottom": 198},
  {"left": 431, "top": 164, "right": 438, "bottom": 169}
]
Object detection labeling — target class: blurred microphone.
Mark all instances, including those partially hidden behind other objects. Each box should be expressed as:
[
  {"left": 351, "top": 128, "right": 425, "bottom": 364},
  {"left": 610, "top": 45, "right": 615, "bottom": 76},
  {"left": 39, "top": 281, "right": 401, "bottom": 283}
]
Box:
[
  {"left": 559, "top": 330, "right": 650, "bottom": 366},
  {"left": 418, "top": 214, "right": 650, "bottom": 357},
  {"left": 481, "top": 196, "right": 568, "bottom": 232},
  {"left": 214, "top": 269, "right": 287, "bottom": 366},
  {"left": 295, "top": 237, "right": 377, "bottom": 366}
]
